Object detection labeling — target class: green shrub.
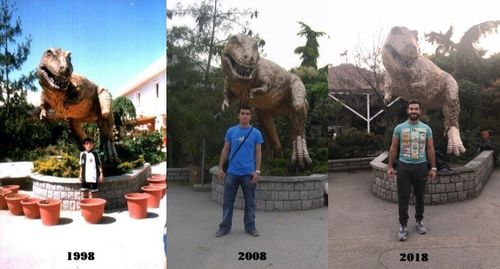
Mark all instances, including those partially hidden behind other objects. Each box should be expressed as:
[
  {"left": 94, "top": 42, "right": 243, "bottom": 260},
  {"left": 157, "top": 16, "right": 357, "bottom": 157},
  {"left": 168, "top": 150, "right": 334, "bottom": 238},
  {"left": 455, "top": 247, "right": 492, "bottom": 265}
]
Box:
[
  {"left": 122, "top": 130, "right": 166, "bottom": 164},
  {"left": 33, "top": 153, "right": 80, "bottom": 178},
  {"left": 330, "top": 128, "right": 383, "bottom": 159}
]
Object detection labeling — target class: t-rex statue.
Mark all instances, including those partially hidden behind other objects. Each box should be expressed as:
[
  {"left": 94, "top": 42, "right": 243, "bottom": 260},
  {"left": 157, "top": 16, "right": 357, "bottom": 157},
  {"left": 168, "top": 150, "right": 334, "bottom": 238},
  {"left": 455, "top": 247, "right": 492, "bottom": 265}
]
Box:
[
  {"left": 37, "top": 48, "right": 119, "bottom": 163},
  {"left": 221, "top": 34, "right": 312, "bottom": 168},
  {"left": 382, "top": 26, "right": 466, "bottom": 156}
]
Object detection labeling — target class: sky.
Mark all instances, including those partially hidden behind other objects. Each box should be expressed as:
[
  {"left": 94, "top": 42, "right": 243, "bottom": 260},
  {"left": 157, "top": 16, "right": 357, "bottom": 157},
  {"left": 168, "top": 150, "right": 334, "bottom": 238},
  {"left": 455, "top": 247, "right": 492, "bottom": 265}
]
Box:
[
  {"left": 167, "top": 0, "right": 333, "bottom": 70},
  {"left": 10, "top": 0, "right": 166, "bottom": 104},
  {"left": 331, "top": 0, "right": 500, "bottom": 66},
  {"left": 167, "top": 0, "right": 500, "bottom": 71}
]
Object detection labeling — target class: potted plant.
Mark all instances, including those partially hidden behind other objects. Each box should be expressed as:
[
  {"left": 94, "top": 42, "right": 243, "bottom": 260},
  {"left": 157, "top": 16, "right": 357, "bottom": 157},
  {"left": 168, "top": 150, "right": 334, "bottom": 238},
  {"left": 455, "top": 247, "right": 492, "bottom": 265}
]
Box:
[
  {"left": 141, "top": 185, "right": 163, "bottom": 208},
  {"left": 80, "top": 198, "right": 107, "bottom": 224},
  {"left": 5, "top": 193, "right": 30, "bottom": 215},
  {"left": 21, "top": 198, "right": 43, "bottom": 219},
  {"left": 124, "top": 193, "right": 149, "bottom": 219},
  {"left": 37, "top": 198, "right": 62, "bottom": 225}
]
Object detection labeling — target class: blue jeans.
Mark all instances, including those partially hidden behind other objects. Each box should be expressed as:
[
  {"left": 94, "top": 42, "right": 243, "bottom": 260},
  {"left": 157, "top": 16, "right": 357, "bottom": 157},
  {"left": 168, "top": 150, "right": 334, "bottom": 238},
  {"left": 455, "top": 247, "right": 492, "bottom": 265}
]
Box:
[{"left": 219, "top": 173, "right": 256, "bottom": 232}]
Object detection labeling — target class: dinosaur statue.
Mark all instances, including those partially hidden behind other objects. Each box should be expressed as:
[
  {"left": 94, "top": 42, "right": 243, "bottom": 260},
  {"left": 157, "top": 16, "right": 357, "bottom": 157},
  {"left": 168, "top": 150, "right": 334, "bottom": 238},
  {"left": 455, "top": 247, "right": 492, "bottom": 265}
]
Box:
[
  {"left": 221, "top": 34, "right": 312, "bottom": 168},
  {"left": 37, "top": 48, "right": 119, "bottom": 163},
  {"left": 382, "top": 26, "right": 466, "bottom": 156}
]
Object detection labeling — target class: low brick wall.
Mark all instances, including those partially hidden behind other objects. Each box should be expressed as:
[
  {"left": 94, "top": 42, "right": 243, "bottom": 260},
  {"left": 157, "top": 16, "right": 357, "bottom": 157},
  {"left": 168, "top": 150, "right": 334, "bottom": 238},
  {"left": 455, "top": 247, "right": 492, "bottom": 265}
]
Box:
[
  {"left": 210, "top": 166, "right": 327, "bottom": 211},
  {"left": 167, "top": 167, "right": 190, "bottom": 182},
  {"left": 370, "top": 151, "right": 494, "bottom": 205},
  {"left": 31, "top": 164, "right": 152, "bottom": 211},
  {"left": 329, "top": 157, "right": 376, "bottom": 172}
]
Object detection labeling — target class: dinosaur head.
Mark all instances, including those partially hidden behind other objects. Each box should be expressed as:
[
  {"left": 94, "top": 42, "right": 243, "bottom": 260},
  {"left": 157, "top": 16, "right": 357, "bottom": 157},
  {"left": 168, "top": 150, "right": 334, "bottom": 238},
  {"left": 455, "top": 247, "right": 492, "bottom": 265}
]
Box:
[
  {"left": 382, "top": 26, "right": 420, "bottom": 69},
  {"left": 37, "top": 48, "right": 73, "bottom": 91},
  {"left": 221, "top": 34, "right": 259, "bottom": 80}
]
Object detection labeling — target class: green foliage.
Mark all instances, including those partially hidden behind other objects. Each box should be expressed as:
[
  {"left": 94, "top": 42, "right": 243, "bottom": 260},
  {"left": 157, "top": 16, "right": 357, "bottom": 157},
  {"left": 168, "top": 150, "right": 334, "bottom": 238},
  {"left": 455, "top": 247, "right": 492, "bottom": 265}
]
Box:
[
  {"left": 113, "top": 96, "right": 136, "bottom": 137},
  {"left": 330, "top": 128, "right": 383, "bottom": 159},
  {"left": 122, "top": 130, "right": 166, "bottom": 164},
  {"left": 33, "top": 153, "right": 80, "bottom": 178},
  {"left": 294, "top": 22, "right": 326, "bottom": 69}
]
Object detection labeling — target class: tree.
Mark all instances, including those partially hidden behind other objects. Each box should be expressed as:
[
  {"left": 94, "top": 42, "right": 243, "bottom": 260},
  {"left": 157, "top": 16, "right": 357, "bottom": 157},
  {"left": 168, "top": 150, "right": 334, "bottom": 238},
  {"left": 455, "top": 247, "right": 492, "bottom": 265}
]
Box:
[
  {"left": 425, "top": 26, "right": 456, "bottom": 56},
  {"left": 169, "top": 0, "right": 259, "bottom": 91},
  {"left": 0, "top": 0, "right": 36, "bottom": 111},
  {"left": 294, "top": 22, "right": 326, "bottom": 70},
  {"left": 113, "top": 97, "right": 136, "bottom": 128}
]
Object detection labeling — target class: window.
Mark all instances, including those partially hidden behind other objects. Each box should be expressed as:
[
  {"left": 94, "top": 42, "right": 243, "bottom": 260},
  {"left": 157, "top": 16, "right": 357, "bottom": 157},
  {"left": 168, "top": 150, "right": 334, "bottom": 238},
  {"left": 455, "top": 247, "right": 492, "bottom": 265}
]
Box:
[{"left": 137, "top": 92, "right": 141, "bottom": 104}]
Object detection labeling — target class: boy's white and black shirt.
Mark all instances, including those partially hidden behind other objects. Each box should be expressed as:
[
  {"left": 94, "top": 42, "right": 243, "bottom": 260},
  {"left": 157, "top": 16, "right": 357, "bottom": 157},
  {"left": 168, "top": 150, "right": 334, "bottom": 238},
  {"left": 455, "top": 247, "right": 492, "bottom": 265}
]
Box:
[{"left": 80, "top": 151, "right": 102, "bottom": 183}]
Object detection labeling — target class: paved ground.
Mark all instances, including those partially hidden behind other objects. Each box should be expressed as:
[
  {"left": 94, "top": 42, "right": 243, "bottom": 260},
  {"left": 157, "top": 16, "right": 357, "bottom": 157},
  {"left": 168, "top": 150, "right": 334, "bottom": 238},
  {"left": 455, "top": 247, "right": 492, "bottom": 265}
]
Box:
[
  {"left": 329, "top": 168, "right": 500, "bottom": 269},
  {"left": 168, "top": 182, "right": 327, "bottom": 269},
  {"left": 0, "top": 162, "right": 167, "bottom": 269}
]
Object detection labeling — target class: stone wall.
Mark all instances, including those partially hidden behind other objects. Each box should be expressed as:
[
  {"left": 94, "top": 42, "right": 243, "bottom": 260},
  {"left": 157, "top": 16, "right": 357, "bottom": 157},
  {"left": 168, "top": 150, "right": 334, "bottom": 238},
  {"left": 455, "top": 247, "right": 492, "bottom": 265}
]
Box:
[
  {"left": 329, "top": 157, "right": 376, "bottom": 172},
  {"left": 31, "top": 164, "right": 151, "bottom": 211},
  {"left": 167, "top": 168, "right": 190, "bottom": 182},
  {"left": 370, "top": 151, "right": 494, "bottom": 205},
  {"left": 210, "top": 166, "right": 327, "bottom": 211}
]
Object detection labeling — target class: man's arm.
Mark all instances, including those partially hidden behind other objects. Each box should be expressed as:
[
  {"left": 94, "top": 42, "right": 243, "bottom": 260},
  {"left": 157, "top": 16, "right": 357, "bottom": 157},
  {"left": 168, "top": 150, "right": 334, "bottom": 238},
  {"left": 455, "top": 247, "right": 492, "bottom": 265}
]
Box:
[
  {"left": 427, "top": 138, "right": 437, "bottom": 181},
  {"left": 250, "top": 144, "right": 262, "bottom": 184},
  {"left": 387, "top": 137, "right": 399, "bottom": 180},
  {"left": 218, "top": 141, "right": 230, "bottom": 179}
]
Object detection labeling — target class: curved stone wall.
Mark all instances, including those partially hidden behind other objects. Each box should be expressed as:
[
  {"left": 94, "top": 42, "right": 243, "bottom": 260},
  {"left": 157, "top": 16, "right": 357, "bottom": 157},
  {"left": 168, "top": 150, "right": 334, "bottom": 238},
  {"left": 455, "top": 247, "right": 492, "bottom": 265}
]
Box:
[
  {"left": 370, "top": 151, "right": 494, "bottom": 205},
  {"left": 31, "top": 164, "right": 152, "bottom": 211},
  {"left": 209, "top": 166, "right": 327, "bottom": 211}
]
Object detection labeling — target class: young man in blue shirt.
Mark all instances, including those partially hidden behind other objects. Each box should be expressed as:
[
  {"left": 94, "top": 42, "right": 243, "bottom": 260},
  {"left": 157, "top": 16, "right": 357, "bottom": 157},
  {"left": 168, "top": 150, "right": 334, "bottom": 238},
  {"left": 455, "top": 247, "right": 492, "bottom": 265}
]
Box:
[
  {"left": 387, "top": 100, "right": 438, "bottom": 241},
  {"left": 216, "top": 104, "right": 264, "bottom": 237}
]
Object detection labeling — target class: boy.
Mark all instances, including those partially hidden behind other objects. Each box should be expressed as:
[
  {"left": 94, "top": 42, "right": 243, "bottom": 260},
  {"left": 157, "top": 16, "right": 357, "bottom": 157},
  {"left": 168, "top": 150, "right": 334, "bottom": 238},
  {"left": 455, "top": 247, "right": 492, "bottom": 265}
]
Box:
[{"left": 79, "top": 137, "right": 104, "bottom": 199}]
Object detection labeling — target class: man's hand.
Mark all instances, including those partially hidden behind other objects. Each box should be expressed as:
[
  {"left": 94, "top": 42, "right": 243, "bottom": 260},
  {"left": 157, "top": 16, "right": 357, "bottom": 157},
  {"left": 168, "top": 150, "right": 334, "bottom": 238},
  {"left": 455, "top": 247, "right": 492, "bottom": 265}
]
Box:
[
  {"left": 429, "top": 169, "right": 437, "bottom": 182},
  {"left": 99, "top": 174, "right": 104, "bottom": 183},
  {"left": 250, "top": 172, "right": 260, "bottom": 184},
  {"left": 387, "top": 167, "right": 395, "bottom": 181},
  {"left": 218, "top": 169, "right": 225, "bottom": 180}
]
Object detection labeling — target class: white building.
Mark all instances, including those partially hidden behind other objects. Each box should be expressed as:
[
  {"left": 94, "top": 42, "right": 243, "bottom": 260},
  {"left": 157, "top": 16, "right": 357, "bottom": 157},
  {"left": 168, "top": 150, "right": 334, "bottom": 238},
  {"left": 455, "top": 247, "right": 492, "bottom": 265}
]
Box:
[{"left": 118, "top": 53, "right": 167, "bottom": 144}]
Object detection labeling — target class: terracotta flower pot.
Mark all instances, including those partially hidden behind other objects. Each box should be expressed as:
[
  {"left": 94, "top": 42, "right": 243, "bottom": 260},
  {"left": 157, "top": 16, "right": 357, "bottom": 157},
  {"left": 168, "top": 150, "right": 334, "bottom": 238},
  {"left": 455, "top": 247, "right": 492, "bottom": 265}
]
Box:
[
  {"left": 2, "top": 185, "right": 20, "bottom": 194},
  {"left": 5, "top": 193, "right": 30, "bottom": 215},
  {"left": 148, "top": 176, "right": 166, "bottom": 185},
  {"left": 80, "top": 198, "right": 107, "bottom": 224},
  {"left": 37, "top": 199, "right": 62, "bottom": 226},
  {"left": 124, "top": 193, "right": 149, "bottom": 219},
  {"left": 150, "top": 183, "right": 167, "bottom": 198},
  {"left": 21, "top": 198, "right": 42, "bottom": 219},
  {"left": 141, "top": 185, "right": 163, "bottom": 208},
  {"left": 0, "top": 188, "right": 12, "bottom": 210}
]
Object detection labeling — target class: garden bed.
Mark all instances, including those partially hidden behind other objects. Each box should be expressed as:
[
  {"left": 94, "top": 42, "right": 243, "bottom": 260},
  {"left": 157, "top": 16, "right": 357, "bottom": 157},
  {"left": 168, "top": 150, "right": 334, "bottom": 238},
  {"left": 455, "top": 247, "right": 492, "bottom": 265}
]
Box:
[
  {"left": 370, "top": 151, "right": 494, "bottom": 204},
  {"left": 329, "top": 156, "right": 377, "bottom": 172},
  {"left": 209, "top": 166, "right": 327, "bottom": 211},
  {"left": 31, "top": 163, "right": 152, "bottom": 211}
]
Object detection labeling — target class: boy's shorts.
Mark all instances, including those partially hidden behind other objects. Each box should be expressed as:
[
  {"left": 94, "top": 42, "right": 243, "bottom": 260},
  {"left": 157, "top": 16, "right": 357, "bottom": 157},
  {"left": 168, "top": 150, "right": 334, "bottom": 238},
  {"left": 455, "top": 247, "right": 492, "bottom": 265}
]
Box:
[{"left": 81, "top": 182, "right": 99, "bottom": 192}]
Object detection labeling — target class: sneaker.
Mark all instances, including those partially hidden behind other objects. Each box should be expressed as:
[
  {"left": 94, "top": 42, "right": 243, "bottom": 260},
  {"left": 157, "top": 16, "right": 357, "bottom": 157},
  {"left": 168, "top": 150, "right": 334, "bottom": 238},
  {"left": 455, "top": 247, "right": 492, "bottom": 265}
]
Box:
[
  {"left": 398, "top": 226, "right": 408, "bottom": 241},
  {"left": 215, "top": 229, "right": 229, "bottom": 237},
  {"left": 416, "top": 221, "right": 427, "bottom": 234},
  {"left": 247, "top": 229, "right": 259, "bottom": 237}
]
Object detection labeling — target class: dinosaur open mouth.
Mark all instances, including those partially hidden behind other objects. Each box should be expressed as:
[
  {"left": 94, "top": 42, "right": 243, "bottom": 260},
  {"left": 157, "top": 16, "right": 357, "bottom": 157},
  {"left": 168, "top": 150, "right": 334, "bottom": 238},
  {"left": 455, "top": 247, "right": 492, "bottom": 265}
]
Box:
[
  {"left": 222, "top": 54, "right": 255, "bottom": 80},
  {"left": 39, "top": 66, "right": 66, "bottom": 90},
  {"left": 385, "top": 45, "right": 417, "bottom": 69}
]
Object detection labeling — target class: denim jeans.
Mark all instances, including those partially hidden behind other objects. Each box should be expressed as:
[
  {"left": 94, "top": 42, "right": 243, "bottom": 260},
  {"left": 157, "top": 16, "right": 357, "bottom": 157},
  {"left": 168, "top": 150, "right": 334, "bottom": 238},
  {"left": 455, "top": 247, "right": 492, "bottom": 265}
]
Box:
[{"left": 219, "top": 173, "right": 256, "bottom": 232}]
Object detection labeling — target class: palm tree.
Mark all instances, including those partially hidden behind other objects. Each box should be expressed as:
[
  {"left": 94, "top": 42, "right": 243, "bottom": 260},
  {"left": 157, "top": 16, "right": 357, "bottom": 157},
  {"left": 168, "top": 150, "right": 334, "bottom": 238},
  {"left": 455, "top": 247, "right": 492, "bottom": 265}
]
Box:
[{"left": 112, "top": 96, "right": 136, "bottom": 137}]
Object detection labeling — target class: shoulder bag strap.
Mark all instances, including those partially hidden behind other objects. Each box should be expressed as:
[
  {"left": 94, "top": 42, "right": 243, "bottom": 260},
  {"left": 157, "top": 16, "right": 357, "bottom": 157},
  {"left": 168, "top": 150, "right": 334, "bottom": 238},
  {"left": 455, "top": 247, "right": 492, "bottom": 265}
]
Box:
[{"left": 229, "top": 126, "right": 254, "bottom": 160}]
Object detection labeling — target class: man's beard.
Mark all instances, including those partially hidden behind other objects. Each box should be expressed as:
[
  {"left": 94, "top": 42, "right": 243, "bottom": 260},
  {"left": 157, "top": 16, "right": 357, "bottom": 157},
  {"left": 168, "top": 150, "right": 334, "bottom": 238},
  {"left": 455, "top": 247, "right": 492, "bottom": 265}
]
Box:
[{"left": 409, "top": 113, "right": 419, "bottom": 120}]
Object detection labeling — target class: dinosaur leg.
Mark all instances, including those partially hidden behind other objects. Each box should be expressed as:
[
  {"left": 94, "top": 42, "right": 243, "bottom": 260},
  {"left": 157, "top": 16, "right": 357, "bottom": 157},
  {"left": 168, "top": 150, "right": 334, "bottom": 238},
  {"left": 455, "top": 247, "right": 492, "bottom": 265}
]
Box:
[
  {"left": 255, "top": 109, "right": 282, "bottom": 157},
  {"left": 97, "top": 87, "right": 120, "bottom": 163},
  {"left": 289, "top": 76, "right": 312, "bottom": 168},
  {"left": 442, "top": 77, "right": 466, "bottom": 156},
  {"left": 69, "top": 119, "right": 86, "bottom": 145}
]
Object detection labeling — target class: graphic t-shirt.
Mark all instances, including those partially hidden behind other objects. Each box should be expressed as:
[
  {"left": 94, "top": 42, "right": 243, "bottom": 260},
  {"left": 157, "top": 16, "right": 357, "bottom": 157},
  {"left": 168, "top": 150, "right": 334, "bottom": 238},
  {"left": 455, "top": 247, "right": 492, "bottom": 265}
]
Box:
[
  {"left": 225, "top": 124, "right": 264, "bottom": 176},
  {"left": 393, "top": 120, "right": 433, "bottom": 164},
  {"left": 80, "top": 151, "right": 101, "bottom": 183}
]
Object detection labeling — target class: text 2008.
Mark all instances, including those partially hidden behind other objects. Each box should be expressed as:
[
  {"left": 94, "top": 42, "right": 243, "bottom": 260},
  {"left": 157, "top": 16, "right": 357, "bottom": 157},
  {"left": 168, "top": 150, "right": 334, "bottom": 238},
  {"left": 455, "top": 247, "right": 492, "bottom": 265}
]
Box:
[{"left": 238, "top": 252, "right": 267, "bottom": 260}]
